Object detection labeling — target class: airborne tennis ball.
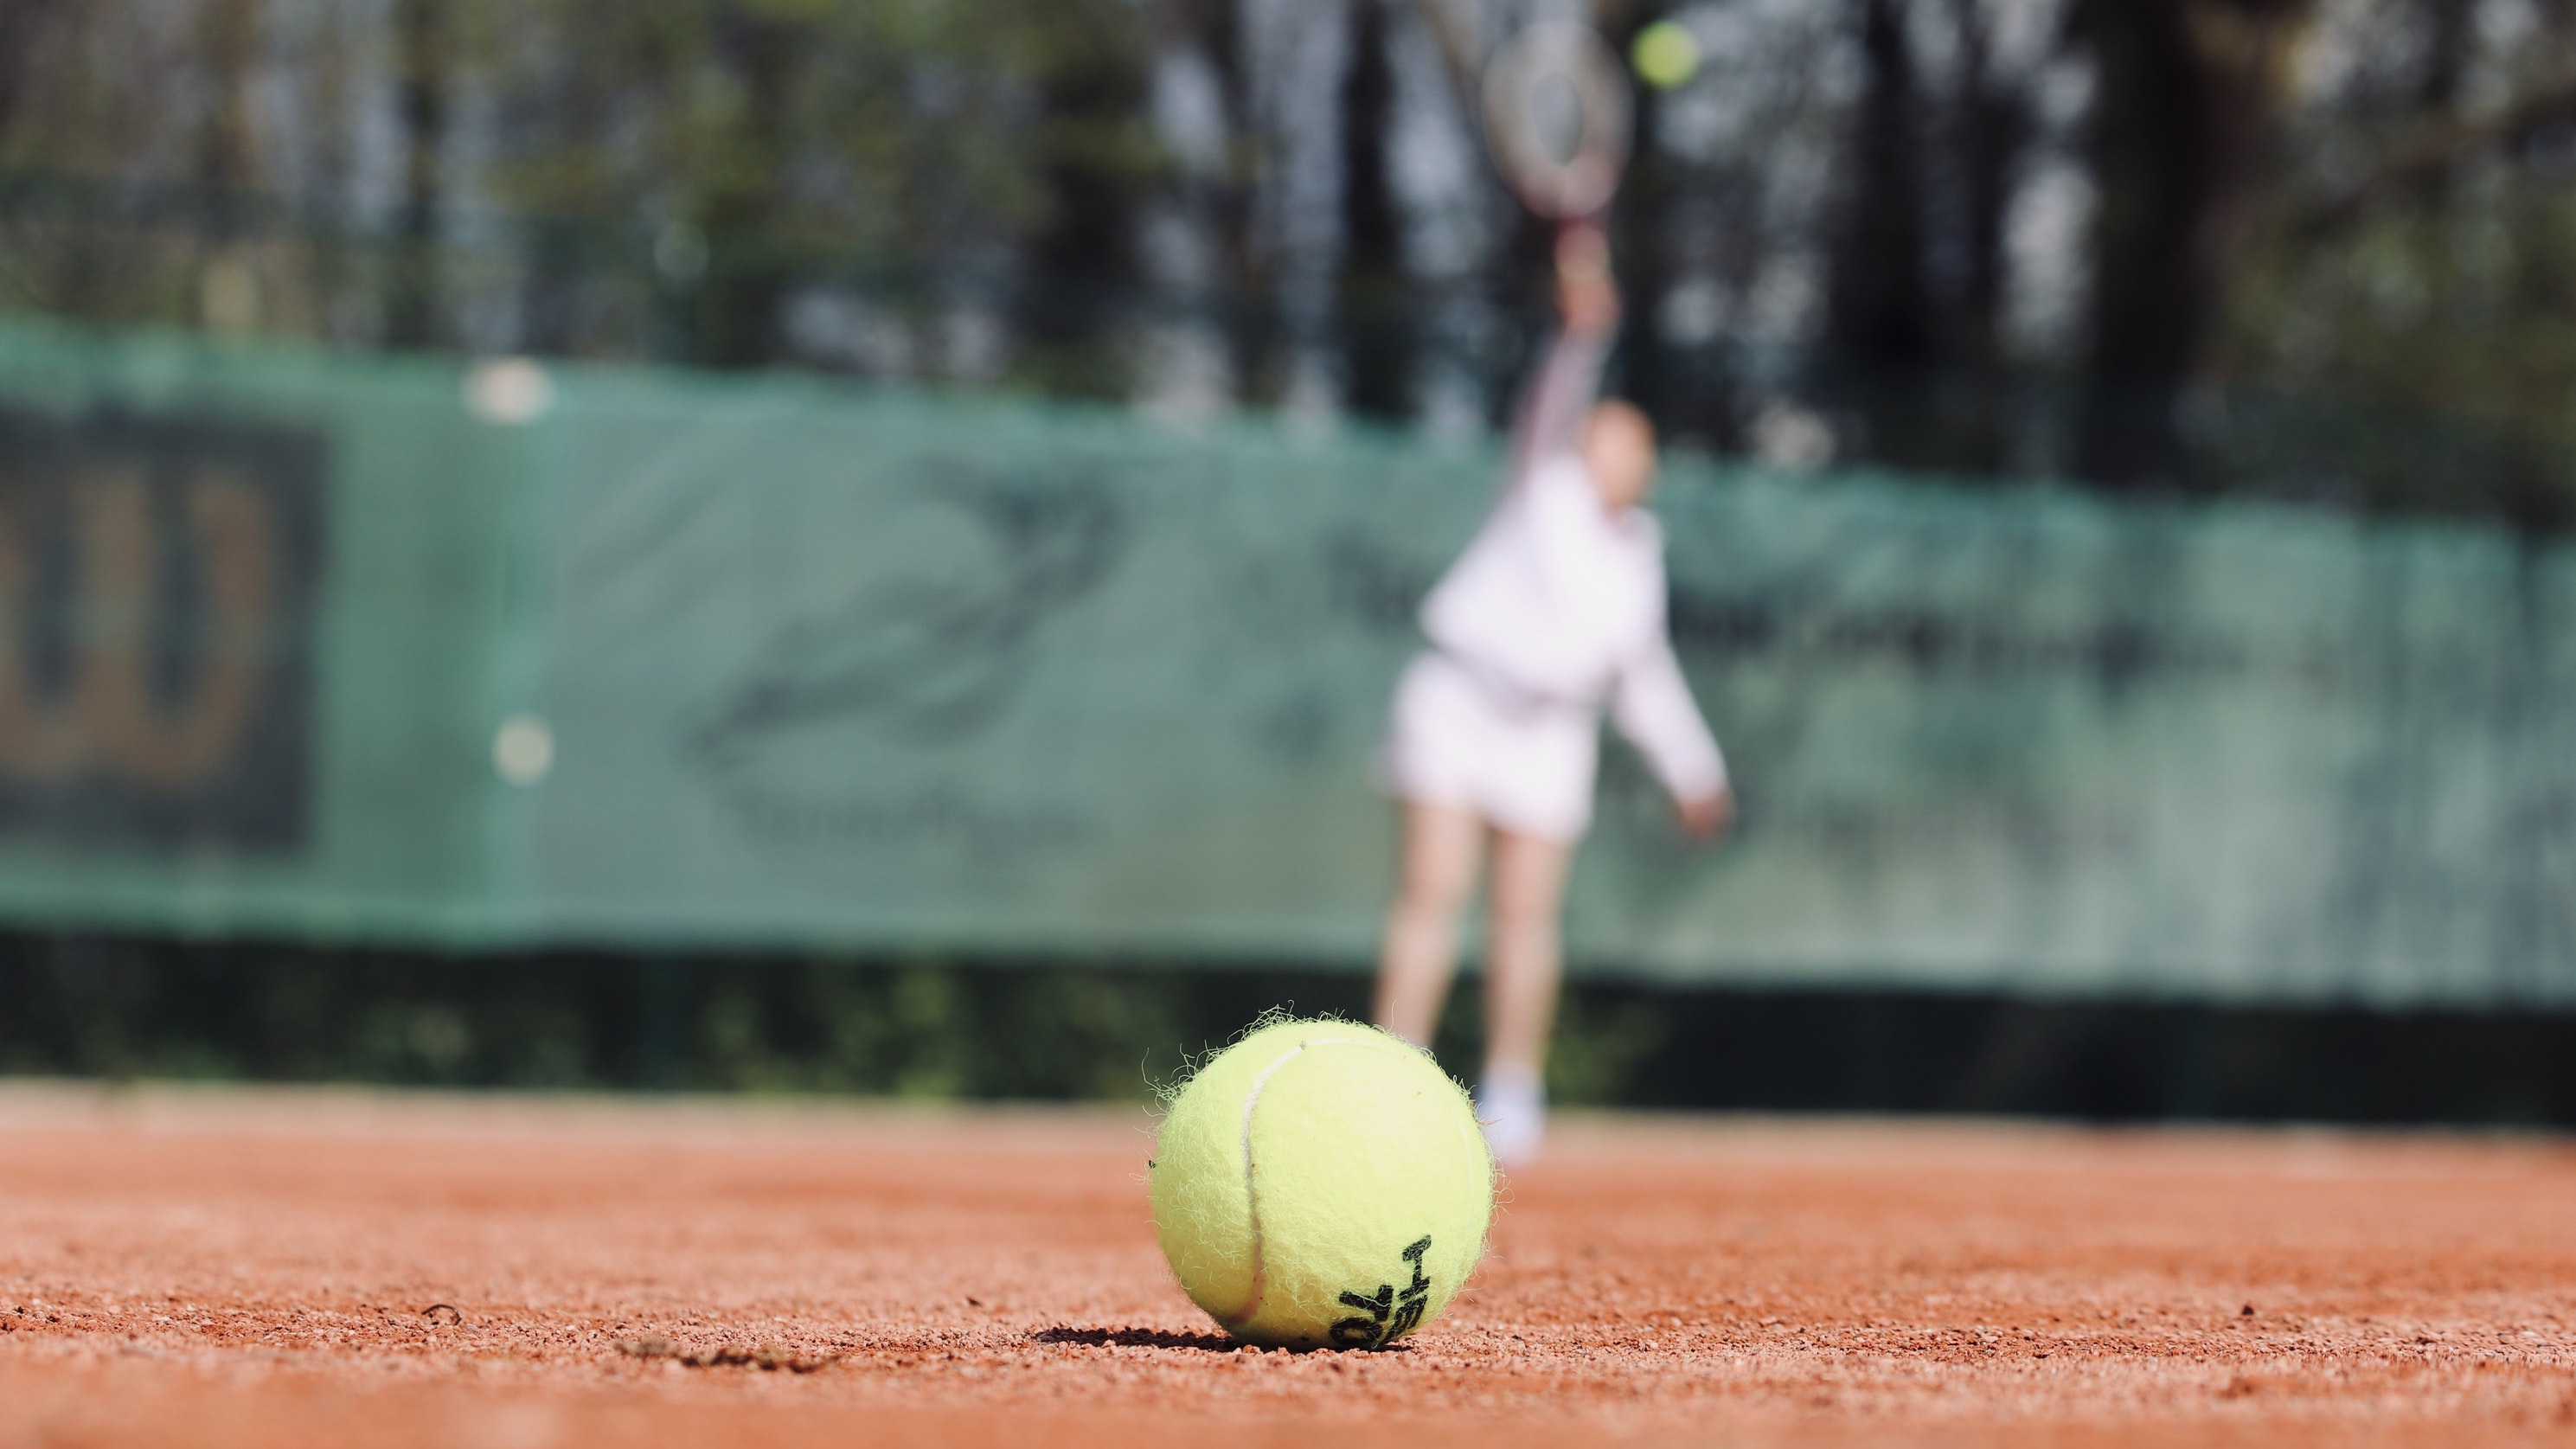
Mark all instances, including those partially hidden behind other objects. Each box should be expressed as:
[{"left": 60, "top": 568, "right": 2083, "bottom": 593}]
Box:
[
  {"left": 1149, "top": 1018, "right": 1494, "bottom": 1350},
  {"left": 1632, "top": 20, "right": 1701, "bottom": 89}
]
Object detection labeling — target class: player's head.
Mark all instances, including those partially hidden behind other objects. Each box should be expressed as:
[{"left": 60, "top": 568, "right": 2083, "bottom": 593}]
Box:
[{"left": 1584, "top": 399, "right": 1657, "bottom": 511}]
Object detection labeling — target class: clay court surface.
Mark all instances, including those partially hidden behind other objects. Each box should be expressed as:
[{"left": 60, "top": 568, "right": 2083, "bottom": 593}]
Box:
[{"left": 0, "top": 1085, "right": 2571, "bottom": 1447}]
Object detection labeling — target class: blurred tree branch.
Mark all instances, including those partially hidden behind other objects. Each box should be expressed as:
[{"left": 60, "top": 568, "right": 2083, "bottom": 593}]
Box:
[
  {"left": 386, "top": 0, "right": 449, "bottom": 348},
  {"left": 0, "top": 0, "right": 67, "bottom": 134},
  {"left": 1405, "top": 0, "right": 1483, "bottom": 119},
  {"left": 2291, "top": 74, "right": 2576, "bottom": 243}
]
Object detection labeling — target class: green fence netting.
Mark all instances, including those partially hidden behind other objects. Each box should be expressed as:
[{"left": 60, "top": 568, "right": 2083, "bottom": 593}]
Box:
[{"left": 0, "top": 317, "right": 2568, "bottom": 1008}]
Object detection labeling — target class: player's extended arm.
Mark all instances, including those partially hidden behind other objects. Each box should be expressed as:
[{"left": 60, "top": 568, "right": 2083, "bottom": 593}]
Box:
[
  {"left": 1612, "top": 629, "right": 1733, "bottom": 841},
  {"left": 1503, "top": 224, "right": 1620, "bottom": 487}
]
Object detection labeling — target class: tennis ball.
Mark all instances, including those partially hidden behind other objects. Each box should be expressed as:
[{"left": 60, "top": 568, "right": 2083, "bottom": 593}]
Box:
[
  {"left": 1149, "top": 1018, "right": 1493, "bottom": 1350},
  {"left": 1632, "top": 21, "right": 1701, "bottom": 90}
]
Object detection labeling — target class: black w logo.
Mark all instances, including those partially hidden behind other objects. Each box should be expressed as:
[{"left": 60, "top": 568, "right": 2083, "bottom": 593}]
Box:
[{"left": 1327, "top": 1236, "right": 1432, "bottom": 1350}]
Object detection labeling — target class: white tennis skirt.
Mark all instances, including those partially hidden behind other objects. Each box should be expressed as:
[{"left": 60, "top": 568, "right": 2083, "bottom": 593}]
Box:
[{"left": 1375, "top": 650, "right": 1599, "bottom": 843}]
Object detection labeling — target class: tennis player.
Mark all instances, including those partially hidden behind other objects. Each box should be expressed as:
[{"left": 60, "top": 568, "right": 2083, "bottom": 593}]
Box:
[{"left": 1372, "top": 221, "right": 1731, "bottom": 1166}]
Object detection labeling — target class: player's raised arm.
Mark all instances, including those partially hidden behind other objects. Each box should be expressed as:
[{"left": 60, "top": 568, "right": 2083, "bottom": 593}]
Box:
[{"left": 1504, "top": 223, "right": 1621, "bottom": 486}]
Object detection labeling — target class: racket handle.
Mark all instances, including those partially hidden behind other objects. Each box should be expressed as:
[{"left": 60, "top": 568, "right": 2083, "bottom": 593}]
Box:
[
  {"left": 1556, "top": 220, "right": 1611, "bottom": 285},
  {"left": 1554, "top": 220, "right": 1620, "bottom": 331}
]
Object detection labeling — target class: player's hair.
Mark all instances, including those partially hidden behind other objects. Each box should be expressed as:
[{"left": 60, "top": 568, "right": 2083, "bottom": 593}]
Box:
[{"left": 1589, "top": 397, "right": 1656, "bottom": 445}]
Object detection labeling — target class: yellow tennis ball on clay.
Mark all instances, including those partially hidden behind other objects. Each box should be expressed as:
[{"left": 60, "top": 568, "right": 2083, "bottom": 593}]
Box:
[
  {"left": 1149, "top": 1018, "right": 1494, "bottom": 1350},
  {"left": 1632, "top": 20, "right": 1701, "bottom": 90}
]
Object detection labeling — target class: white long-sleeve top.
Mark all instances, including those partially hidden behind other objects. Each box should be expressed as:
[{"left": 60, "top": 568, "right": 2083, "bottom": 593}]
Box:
[{"left": 1418, "top": 325, "right": 1728, "bottom": 803}]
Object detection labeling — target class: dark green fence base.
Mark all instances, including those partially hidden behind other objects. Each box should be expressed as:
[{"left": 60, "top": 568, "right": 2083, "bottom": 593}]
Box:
[{"left": 3, "top": 933, "right": 2572, "bottom": 1126}]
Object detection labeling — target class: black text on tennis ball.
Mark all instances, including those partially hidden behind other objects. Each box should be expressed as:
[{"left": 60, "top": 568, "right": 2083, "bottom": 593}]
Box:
[{"left": 1149, "top": 1019, "right": 1495, "bottom": 1350}]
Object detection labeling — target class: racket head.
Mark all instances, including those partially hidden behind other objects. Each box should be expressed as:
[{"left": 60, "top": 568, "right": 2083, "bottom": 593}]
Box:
[{"left": 1479, "top": 22, "right": 1633, "bottom": 221}]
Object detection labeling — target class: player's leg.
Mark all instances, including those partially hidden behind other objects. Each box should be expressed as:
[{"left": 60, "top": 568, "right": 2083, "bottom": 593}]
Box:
[
  {"left": 1483, "top": 825, "right": 1572, "bottom": 1074},
  {"left": 1477, "top": 825, "right": 1573, "bottom": 1164},
  {"left": 1373, "top": 798, "right": 1485, "bottom": 1048}
]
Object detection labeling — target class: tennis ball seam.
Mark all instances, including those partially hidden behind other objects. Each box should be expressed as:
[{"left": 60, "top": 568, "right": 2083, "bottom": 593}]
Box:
[{"left": 1221, "top": 1031, "right": 1378, "bottom": 1332}]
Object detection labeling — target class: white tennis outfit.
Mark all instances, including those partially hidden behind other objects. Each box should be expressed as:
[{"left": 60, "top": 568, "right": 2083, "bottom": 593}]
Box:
[{"left": 1378, "top": 328, "right": 1725, "bottom": 843}]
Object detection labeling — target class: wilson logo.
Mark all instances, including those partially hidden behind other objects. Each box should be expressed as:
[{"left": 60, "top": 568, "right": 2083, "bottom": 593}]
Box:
[
  {"left": 1329, "top": 1235, "right": 1433, "bottom": 1350},
  {"left": 0, "top": 407, "right": 322, "bottom": 850}
]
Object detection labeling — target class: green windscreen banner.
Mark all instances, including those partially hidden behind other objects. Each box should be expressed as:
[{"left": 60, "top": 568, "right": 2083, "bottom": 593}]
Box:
[{"left": 0, "top": 318, "right": 2569, "bottom": 1008}]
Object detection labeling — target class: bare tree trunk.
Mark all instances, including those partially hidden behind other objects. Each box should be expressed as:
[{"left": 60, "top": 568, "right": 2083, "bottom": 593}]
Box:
[
  {"left": 310, "top": 0, "right": 356, "bottom": 339},
  {"left": 1939, "top": 0, "right": 2032, "bottom": 471},
  {"left": 1826, "top": 0, "right": 1932, "bottom": 369},
  {"left": 2401, "top": 0, "right": 2471, "bottom": 214},
  {"left": 2072, "top": 0, "right": 2310, "bottom": 489},
  {"left": 1818, "top": 0, "right": 1934, "bottom": 463},
  {"left": 387, "top": 0, "right": 447, "bottom": 349},
  {"left": 2418, "top": 0, "right": 2470, "bottom": 111},
  {"left": 1336, "top": 0, "right": 1411, "bottom": 420},
  {"left": 515, "top": 0, "right": 613, "bottom": 357},
  {"left": 195, "top": 0, "right": 264, "bottom": 331},
  {"left": 1169, "top": 0, "right": 1280, "bottom": 407},
  {"left": 0, "top": 0, "right": 67, "bottom": 136},
  {"left": 693, "top": 6, "right": 796, "bottom": 369},
  {"left": 1016, "top": 4, "right": 1154, "bottom": 399},
  {"left": 1948, "top": 0, "right": 2028, "bottom": 365}
]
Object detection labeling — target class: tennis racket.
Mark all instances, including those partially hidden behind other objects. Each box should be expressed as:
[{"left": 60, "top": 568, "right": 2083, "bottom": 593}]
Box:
[
  {"left": 1477, "top": 21, "right": 1633, "bottom": 222},
  {"left": 1407, "top": 1, "right": 1634, "bottom": 223}
]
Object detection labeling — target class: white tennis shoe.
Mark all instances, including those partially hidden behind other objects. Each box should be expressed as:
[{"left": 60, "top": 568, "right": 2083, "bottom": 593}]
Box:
[{"left": 1475, "top": 1064, "right": 1547, "bottom": 1168}]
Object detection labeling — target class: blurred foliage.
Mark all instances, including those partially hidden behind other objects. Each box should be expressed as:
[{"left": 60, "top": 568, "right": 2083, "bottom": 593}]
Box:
[
  {"left": 0, "top": 933, "right": 1685, "bottom": 1106},
  {"left": 0, "top": 935, "right": 1368, "bottom": 1100},
  {"left": 477, "top": 0, "right": 1160, "bottom": 372},
  {"left": 0, "top": 0, "right": 1157, "bottom": 379},
  {"left": 1, "top": 934, "right": 2572, "bottom": 1124},
  {"left": 7, "top": 0, "right": 2576, "bottom": 514},
  {"left": 686, "top": 958, "right": 1198, "bottom": 1100},
  {"left": 2152, "top": 0, "right": 2576, "bottom": 526}
]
